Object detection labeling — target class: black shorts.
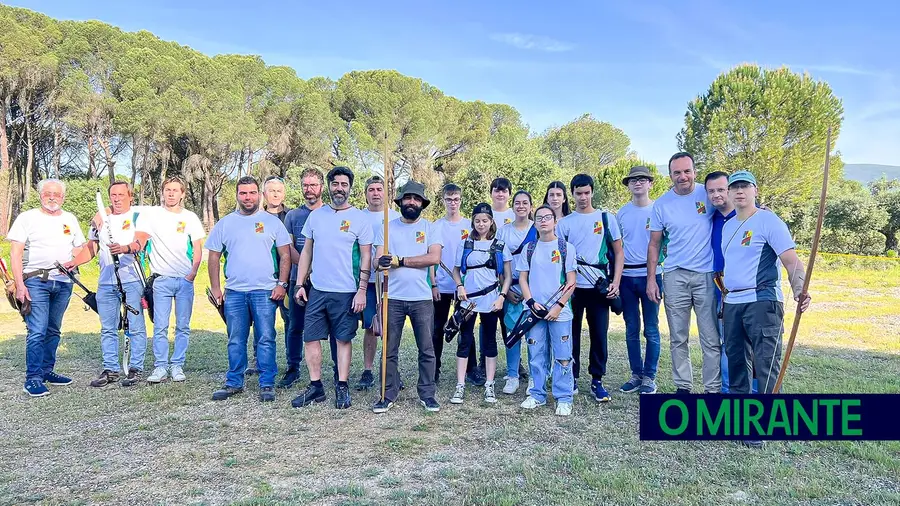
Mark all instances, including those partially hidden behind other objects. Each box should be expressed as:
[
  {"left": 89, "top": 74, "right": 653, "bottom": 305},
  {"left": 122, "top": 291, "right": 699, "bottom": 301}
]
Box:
[{"left": 302, "top": 287, "right": 360, "bottom": 343}]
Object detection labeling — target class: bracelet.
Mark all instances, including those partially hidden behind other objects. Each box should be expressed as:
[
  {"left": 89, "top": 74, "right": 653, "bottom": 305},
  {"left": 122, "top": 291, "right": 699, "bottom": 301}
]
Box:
[
  {"left": 457, "top": 284, "right": 464, "bottom": 288},
  {"left": 398, "top": 257, "right": 405, "bottom": 267},
  {"left": 500, "top": 292, "right": 507, "bottom": 298},
  {"left": 556, "top": 301, "right": 565, "bottom": 308}
]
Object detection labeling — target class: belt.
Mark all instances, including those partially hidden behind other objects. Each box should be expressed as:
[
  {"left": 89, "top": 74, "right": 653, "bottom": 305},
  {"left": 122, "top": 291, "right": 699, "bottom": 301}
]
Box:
[
  {"left": 624, "top": 263, "right": 647, "bottom": 269},
  {"left": 23, "top": 269, "right": 53, "bottom": 281}
]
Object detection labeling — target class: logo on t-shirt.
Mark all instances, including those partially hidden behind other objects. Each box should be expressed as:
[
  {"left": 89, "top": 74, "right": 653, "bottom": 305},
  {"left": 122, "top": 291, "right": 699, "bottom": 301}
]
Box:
[
  {"left": 176, "top": 221, "right": 186, "bottom": 233},
  {"left": 593, "top": 221, "right": 603, "bottom": 235},
  {"left": 551, "top": 250, "right": 561, "bottom": 263},
  {"left": 416, "top": 231, "right": 425, "bottom": 243},
  {"left": 741, "top": 230, "right": 753, "bottom": 246},
  {"left": 255, "top": 222, "right": 265, "bottom": 234},
  {"left": 460, "top": 229, "right": 469, "bottom": 240},
  {"left": 122, "top": 220, "right": 132, "bottom": 231},
  {"left": 340, "top": 220, "right": 351, "bottom": 232},
  {"left": 645, "top": 218, "right": 651, "bottom": 230},
  {"left": 63, "top": 224, "right": 71, "bottom": 235},
  {"left": 696, "top": 201, "right": 707, "bottom": 214},
  {"left": 504, "top": 218, "right": 512, "bottom": 225}
]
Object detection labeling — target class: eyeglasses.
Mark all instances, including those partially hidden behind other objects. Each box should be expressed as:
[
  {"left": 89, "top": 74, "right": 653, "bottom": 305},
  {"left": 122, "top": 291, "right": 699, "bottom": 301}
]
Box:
[
  {"left": 629, "top": 177, "right": 651, "bottom": 184},
  {"left": 443, "top": 197, "right": 461, "bottom": 203},
  {"left": 534, "top": 214, "right": 555, "bottom": 223},
  {"left": 302, "top": 183, "right": 321, "bottom": 189},
  {"left": 729, "top": 182, "right": 755, "bottom": 190},
  {"left": 264, "top": 175, "right": 284, "bottom": 183}
]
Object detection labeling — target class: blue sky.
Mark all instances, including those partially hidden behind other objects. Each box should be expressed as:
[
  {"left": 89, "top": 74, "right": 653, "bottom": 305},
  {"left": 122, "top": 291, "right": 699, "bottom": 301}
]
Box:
[{"left": 10, "top": 0, "right": 900, "bottom": 166}]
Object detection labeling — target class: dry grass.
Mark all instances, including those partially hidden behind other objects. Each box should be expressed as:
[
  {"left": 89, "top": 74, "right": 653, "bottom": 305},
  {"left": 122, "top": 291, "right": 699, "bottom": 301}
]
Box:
[{"left": 0, "top": 266, "right": 898, "bottom": 505}]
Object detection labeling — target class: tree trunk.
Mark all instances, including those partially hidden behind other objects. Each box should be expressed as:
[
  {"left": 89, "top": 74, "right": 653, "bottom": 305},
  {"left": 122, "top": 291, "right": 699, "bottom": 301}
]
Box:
[
  {"left": 130, "top": 134, "right": 140, "bottom": 191},
  {"left": 87, "top": 135, "right": 96, "bottom": 179},
  {"left": 52, "top": 121, "right": 62, "bottom": 179},
  {"left": 23, "top": 108, "right": 34, "bottom": 203},
  {"left": 100, "top": 137, "right": 116, "bottom": 186},
  {"left": 203, "top": 177, "right": 216, "bottom": 229},
  {"left": 885, "top": 229, "right": 898, "bottom": 253},
  {"left": 0, "top": 96, "right": 11, "bottom": 235}
]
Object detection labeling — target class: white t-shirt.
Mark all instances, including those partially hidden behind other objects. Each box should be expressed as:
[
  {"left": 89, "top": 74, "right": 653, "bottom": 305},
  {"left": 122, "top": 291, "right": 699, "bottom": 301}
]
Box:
[
  {"left": 433, "top": 216, "right": 470, "bottom": 294},
  {"left": 362, "top": 208, "right": 400, "bottom": 284},
  {"left": 492, "top": 208, "right": 516, "bottom": 227},
  {"left": 205, "top": 211, "right": 291, "bottom": 292},
  {"left": 617, "top": 201, "right": 654, "bottom": 278},
  {"left": 649, "top": 184, "right": 714, "bottom": 274},
  {"left": 374, "top": 218, "right": 439, "bottom": 301},
  {"left": 557, "top": 209, "right": 622, "bottom": 288},
  {"left": 302, "top": 205, "right": 374, "bottom": 293},
  {"left": 516, "top": 238, "right": 576, "bottom": 321},
  {"left": 89, "top": 206, "right": 151, "bottom": 286},
  {"left": 7, "top": 209, "right": 86, "bottom": 283},
  {"left": 722, "top": 210, "right": 796, "bottom": 304},
  {"left": 497, "top": 221, "right": 534, "bottom": 282},
  {"left": 454, "top": 237, "right": 512, "bottom": 313},
  {"left": 136, "top": 206, "right": 206, "bottom": 278}
]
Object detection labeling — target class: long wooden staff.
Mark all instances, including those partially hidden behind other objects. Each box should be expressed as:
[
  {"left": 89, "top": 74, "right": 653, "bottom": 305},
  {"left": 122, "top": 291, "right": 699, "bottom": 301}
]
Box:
[
  {"left": 772, "top": 126, "right": 831, "bottom": 393},
  {"left": 380, "top": 132, "right": 391, "bottom": 401}
]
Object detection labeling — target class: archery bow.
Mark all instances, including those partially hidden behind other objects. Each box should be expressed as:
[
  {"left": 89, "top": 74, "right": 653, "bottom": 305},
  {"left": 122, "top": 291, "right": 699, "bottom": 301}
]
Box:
[
  {"left": 380, "top": 132, "right": 391, "bottom": 402},
  {"left": 772, "top": 126, "right": 831, "bottom": 393}
]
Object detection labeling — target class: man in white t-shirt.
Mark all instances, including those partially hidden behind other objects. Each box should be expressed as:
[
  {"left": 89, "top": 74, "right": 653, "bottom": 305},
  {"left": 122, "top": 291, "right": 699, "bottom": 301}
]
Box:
[
  {"left": 206, "top": 176, "right": 292, "bottom": 403},
  {"left": 133, "top": 176, "right": 206, "bottom": 384},
  {"left": 292, "top": 167, "right": 373, "bottom": 410},
  {"left": 371, "top": 181, "right": 442, "bottom": 413},
  {"left": 647, "top": 152, "right": 721, "bottom": 394},
  {"left": 67, "top": 182, "right": 149, "bottom": 388},
  {"left": 490, "top": 177, "right": 516, "bottom": 227},
  {"left": 8, "top": 179, "right": 86, "bottom": 397},
  {"left": 556, "top": 174, "right": 624, "bottom": 403},
  {"left": 357, "top": 175, "right": 400, "bottom": 391}
]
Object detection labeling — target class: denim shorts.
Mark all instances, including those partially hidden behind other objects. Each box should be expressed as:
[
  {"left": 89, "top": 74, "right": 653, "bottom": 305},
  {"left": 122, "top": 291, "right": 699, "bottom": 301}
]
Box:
[
  {"left": 361, "top": 282, "right": 378, "bottom": 329},
  {"left": 303, "top": 287, "right": 360, "bottom": 343}
]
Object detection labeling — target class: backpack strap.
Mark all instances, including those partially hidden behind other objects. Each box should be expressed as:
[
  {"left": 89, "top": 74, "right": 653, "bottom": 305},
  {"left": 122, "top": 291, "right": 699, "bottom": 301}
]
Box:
[
  {"left": 490, "top": 239, "right": 505, "bottom": 277},
  {"left": 460, "top": 238, "right": 475, "bottom": 276}
]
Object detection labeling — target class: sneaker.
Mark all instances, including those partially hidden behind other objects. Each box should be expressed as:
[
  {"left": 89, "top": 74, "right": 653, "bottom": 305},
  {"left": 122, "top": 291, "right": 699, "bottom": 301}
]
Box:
[
  {"left": 90, "top": 370, "right": 120, "bottom": 388},
  {"left": 372, "top": 398, "right": 394, "bottom": 414},
  {"left": 335, "top": 383, "right": 352, "bottom": 410},
  {"left": 120, "top": 369, "right": 143, "bottom": 387},
  {"left": 259, "top": 386, "right": 276, "bottom": 402},
  {"left": 466, "top": 368, "right": 486, "bottom": 387},
  {"left": 277, "top": 366, "right": 301, "bottom": 389},
  {"left": 170, "top": 365, "right": 186, "bottom": 382},
  {"left": 291, "top": 383, "right": 327, "bottom": 408},
  {"left": 43, "top": 371, "right": 73, "bottom": 386},
  {"left": 502, "top": 377, "right": 520, "bottom": 395},
  {"left": 555, "top": 402, "right": 573, "bottom": 416},
  {"left": 420, "top": 397, "right": 441, "bottom": 412},
  {"left": 211, "top": 386, "right": 243, "bottom": 401},
  {"left": 147, "top": 366, "right": 168, "bottom": 384},
  {"left": 245, "top": 366, "right": 259, "bottom": 376},
  {"left": 675, "top": 388, "right": 692, "bottom": 395},
  {"left": 23, "top": 379, "right": 50, "bottom": 397},
  {"left": 450, "top": 383, "right": 465, "bottom": 404},
  {"left": 620, "top": 375, "right": 642, "bottom": 393},
  {"left": 592, "top": 380, "right": 610, "bottom": 403},
  {"left": 520, "top": 396, "right": 546, "bottom": 409},
  {"left": 484, "top": 382, "right": 497, "bottom": 403},
  {"left": 639, "top": 377, "right": 658, "bottom": 394},
  {"left": 355, "top": 370, "right": 375, "bottom": 391}
]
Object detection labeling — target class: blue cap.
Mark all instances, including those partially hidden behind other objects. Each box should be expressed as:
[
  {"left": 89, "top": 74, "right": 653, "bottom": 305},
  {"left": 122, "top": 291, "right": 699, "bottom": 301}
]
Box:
[{"left": 728, "top": 170, "right": 757, "bottom": 186}]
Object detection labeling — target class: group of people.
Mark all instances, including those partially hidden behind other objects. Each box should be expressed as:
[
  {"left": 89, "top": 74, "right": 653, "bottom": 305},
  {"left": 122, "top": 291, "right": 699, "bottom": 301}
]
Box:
[{"left": 7, "top": 152, "right": 811, "bottom": 421}]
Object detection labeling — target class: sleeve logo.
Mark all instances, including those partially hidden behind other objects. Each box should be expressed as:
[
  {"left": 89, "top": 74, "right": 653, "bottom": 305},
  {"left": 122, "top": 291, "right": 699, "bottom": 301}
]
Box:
[
  {"left": 741, "top": 230, "right": 753, "bottom": 246},
  {"left": 62, "top": 224, "right": 71, "bottom": 235},
  {"left": 460, "top": 229, "right": 469, "bottom": 240},
  {"left": 696, "top": 201, "right": 707, "bottom": 214},
  {"left": 416, "top": 231, "right": 426, "bottom": 243},
  {"left": 593, "top": 221, "right": 603, "bottom": 234},
  {"left": 255, "top": 222, "right": 265, "bottom": 234},
  {"left": 340, "top": 220, "right": 351, "bottom": 232},
  {"left": 177, "top": 221, "right": 186, "bottom": 233},
  {"left": 122, "top": 220, "right": 132, "bottom": 230},
  {"left": 551, "top": 250, "right": 561, "bottom": 263}
]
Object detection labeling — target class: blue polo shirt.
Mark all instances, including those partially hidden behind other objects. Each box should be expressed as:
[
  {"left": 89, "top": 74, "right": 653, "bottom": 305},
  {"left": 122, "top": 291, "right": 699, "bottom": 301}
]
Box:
[{"left": 711, "top": 208, "right": 736, "bottom": 273}]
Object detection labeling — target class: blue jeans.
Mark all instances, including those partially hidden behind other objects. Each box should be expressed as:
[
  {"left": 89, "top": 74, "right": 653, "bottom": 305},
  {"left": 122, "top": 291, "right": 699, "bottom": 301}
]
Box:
[
  {"left": 23, "top": 278, "right": 73, "bottom": 381},
  {"left": 621, "top": 275, "right": 662, "bottom": 380},
  {"left": 285, "top": 286, "right": 306, "bottom": 368},
  {"left": 225, "top": 289, "right": 277, "bottom": 388},
  {"left": 98, "top": 281, "right": 148, "bottom": 372},
  {"left": 152, "top": 276, "right": 195, "bottom": 367},
  {"left": 526, "top": 319, "right": 575, "bottom": 403}
]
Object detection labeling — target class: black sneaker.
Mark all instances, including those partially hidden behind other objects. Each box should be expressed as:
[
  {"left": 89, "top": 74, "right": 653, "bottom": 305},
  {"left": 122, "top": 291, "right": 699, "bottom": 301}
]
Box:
[
  {"left": 90, "top": 370, "right": 120, "bottom": 388},
  {"left": 43, "top": 371, "right": 73, "bottom": 386},
  {"left": 212, "top": 386, "right": 244, "bottom": 401},
  {"left": 291, "top": 383, "right": 327, "bottom": 408},
  {"left": 335, "top": 383, "right": 352, "bottom": 410},
  {"left": 675, "top": 388, "right": 692, "bottom": 395},
  {"left": 120, "top": 369, "right": 143, "bottom": 387},
  {"left": 372, "top": 398, "right": 394, "bottom": 414},
  {"left": 355, "top": 370, "right": 375, "bottom": 391},
  {"left": 277, "top": 366, "right": 301, "bottom": 389},
  {"left": 23, "top": 379, "right": 50, "bottom": 397},
  {"left": 466, "top": 369, "right": 486, "bottom": 387},
  {"left": 420, "top": 397, "right": 441, "bottom": 412},
  {"left": 259, "top": 386, "right": 276, "bottom": 402}
]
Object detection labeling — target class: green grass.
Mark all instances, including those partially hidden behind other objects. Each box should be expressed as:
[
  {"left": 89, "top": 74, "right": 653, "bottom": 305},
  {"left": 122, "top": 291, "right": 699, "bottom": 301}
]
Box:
[{"left": 0, "top": 258, "right": 897, "bottom": 505}]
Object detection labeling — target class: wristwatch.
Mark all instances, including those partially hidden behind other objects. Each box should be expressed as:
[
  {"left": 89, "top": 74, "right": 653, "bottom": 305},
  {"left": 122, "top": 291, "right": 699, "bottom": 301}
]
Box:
[{"left": 277, "top": 281, "right": 289, "bottom": 290}]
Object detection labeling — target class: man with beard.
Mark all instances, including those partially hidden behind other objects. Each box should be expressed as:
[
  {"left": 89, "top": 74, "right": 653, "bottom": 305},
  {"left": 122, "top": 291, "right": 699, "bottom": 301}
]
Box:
[
  {"left": 292, "top": 167, "right": 373, "bottom": 410},
  {"left": 9, "top": 179, "right": 86, "bottom": 397},
  {"left": 357, "top": 176, "right": 400, "bottom": 391},
  {"left": 647, "top": 152, "right": 720, "bottom": 394},
  {"left": 65, "top": 181, "right": 149, "bottom": 388},
  {"left": 206, "top": 176, "right": 292, "bottom": 402},
  {"left": 278, "top": 168, "right": 325, "bottom": 389},
  {"left": 371, "top": 181, "right": 442, "bottom": 413}
]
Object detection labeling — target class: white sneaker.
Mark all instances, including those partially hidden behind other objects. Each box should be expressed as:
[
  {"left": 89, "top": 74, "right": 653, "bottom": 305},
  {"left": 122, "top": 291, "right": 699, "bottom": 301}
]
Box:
[
  {"left": 170, "top": 365, "right": 186, "bottom": 382},
  {"left": 520, "top": 396, "right": 546, "bottom": 409},
  {"left": 502, "top": 377, "right": 520, "bottom": 395},
  {"left": 450, "top": 384, "right": 465, "bottom": 404},
  {"left": 147, "top": 366, "right": 168, "bottom": 384},
  {"left": 484, "top": 382, "right": 497, "bottom": 403},
  {"left": 555, "top": 402, "right": 573, "bottom": 416}
]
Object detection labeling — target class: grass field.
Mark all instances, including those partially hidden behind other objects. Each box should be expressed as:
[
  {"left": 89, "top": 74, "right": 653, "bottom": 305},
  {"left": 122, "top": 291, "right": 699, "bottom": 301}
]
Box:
[{"left": 0, "top": 261, "right": 898, "bottom": 505}]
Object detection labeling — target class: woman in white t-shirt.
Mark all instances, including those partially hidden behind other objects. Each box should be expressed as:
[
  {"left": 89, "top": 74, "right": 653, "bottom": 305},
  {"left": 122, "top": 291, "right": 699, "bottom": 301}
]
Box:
[
  {"left": 543, "top": 181, "right": 571, "bottom": 219},
  {"left": 451, "top": 203, "right": 512, "bottom": 405}
]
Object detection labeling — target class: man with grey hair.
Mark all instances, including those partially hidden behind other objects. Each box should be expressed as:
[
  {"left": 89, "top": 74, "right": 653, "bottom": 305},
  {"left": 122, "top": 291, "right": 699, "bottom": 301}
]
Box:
[{"left": 8, "top": 179, "right": 86, "bottom": 397}]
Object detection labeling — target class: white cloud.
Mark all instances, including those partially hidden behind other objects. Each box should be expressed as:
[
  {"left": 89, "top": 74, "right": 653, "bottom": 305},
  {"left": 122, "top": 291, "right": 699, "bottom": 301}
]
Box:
[{"left": 490, "top": 32, "right": 575, "bottom": 52}]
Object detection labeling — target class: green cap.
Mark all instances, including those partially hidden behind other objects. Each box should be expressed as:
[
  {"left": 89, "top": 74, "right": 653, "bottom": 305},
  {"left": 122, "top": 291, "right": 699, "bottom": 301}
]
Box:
[{"left": 728, "top": 170, "right": 757, "bottom": 187}]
